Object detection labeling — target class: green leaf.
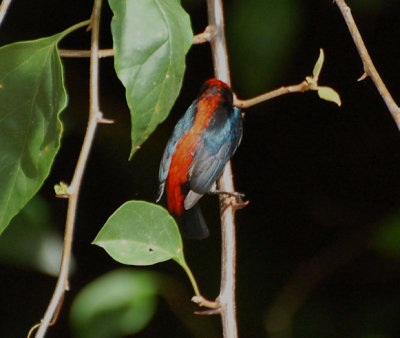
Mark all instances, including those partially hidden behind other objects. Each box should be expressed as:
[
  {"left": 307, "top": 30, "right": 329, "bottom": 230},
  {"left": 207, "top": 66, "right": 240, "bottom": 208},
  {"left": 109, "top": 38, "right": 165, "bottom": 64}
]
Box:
[
  {"left": 70, "top": 269, "right": 159, "bottom": 338},
  {"left": 0, "top": 35, "right": 66, "bottom": 234},
  {"left": 0, "top": 20, "right": 90, "bottom": 235},
  {"left": 109, "top": 0, "right": 193, "bottom": 158},
  {"left": 94, "top": 201, "right": 183, "bottom": 264},
  {"left": 94, "top": 200, "right": 200, "bottom": 295},
  {"left": 317, "top": 86, "right": 342, "bottom": 106},
  {"left": 312, "top": 48, "right": 325, "bottom": 80}
]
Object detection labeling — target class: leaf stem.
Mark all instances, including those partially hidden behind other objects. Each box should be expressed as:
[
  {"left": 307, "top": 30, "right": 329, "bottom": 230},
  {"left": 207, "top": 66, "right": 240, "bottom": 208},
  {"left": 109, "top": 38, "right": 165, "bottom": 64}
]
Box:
[
  {"left": 178, "top": 258, "right": 201, "bottom": 296},
  {"left": 334, "top": 0, "right": 400, "bottom": 129},
  {"left": 206, "top": 0, "right": 238, "bottom": 337},
  {"left": 59, "top": 19, "right": 91, "bottom": 40},
  {"left": 33, "top": 1, "right": 104, "bottom": 337}
]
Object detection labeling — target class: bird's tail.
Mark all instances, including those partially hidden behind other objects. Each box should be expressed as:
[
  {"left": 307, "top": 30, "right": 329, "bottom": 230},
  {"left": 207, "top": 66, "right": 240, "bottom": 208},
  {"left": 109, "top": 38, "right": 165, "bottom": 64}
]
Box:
[{"left": 180, "top": 204, "right": 209, "bottom": 240}]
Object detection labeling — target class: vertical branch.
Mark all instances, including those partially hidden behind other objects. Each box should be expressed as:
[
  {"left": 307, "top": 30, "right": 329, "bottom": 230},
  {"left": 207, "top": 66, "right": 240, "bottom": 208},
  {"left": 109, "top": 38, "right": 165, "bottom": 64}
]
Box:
[
  {"left": 206, "top": 0, "right": 230, "bottom": 84},
  {"left": 206, "top": 0, "right": 238, "bottom": 337},
  {"left": 33, "top": 0, "right": 104, "bottom": 337},
  {"left": 334, "top": 0, "right": 400, "bottom": 129}
]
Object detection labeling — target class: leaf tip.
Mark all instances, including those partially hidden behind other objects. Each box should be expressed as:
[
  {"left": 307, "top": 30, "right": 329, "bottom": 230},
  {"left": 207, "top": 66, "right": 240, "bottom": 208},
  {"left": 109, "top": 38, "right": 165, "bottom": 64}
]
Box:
[
  {"left": 312, "top": 48, "right": 325, "bottom": 80},
  {"left": 129, "top": 144, "right": 142, "bottom": 160},
  {"left": 92, "top": 239, "right": 101, "bottom": 246}
]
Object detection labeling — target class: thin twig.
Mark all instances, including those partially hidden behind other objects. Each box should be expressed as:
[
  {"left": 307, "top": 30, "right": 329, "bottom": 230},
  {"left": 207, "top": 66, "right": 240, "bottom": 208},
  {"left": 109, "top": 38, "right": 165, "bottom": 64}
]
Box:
[
  {"left": 206, "top": 0, "right": 239, "bottom": 337},
  {"left": 58, "top": 27, "right": 212, "bottom": 58},
  {"left": 192, "top": 295, "right": 221, "bottom": 310},
  {"left": 234, "top": 80, "right": 309, "bottom": 108},
  {"left": 32, "top": 1, "right": 104, "bottom": 337},
  {"left": 0, "top": 0, "right": 12, "bottom": 28},
  {"left": 334, "top": 0, "right": 400, "bottom": 129},
  {"left": 59, "top": 48, "right": 114, "bottom": 58},
  {"left": 193, "top": 26, "right": 212, "bottom": 44}
]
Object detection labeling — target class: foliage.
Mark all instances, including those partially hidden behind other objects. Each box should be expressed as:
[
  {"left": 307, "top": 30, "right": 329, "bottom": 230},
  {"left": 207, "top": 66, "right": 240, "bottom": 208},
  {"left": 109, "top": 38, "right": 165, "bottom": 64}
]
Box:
[
  {"left": 0, "top": 196, "right": 64, "bottom": 275},
  {"left": 0, "top": 21, "right": 89, "bottom": 235},
  {"left": 1, "top": 0, "right": 400, "bottom": 337},
  {"left": 93, "top": 201, "right": 200, "bottom": 295},
  {"left": 109, "top": 0, "right": 193, "bottom": 158},
  {"left": 0, "top": 31, "right": 66, "bottom": 234},
  {"left": 70, "top": 269, "right": 159, "bottom": 338}
]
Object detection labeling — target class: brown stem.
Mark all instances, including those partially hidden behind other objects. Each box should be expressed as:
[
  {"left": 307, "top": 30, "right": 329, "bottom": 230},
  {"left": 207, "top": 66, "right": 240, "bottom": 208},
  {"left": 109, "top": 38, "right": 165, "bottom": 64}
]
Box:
[
  {"left": 334, "top": 0, "right": 400, "bottom": 129},
  {"left": 0, "top": 0, "right": 12, "bottom": 28},
  {"left": 234, "top": 80, "right": 309, "bottom": 108},
  {"left": 192, "top": 295, "right": 221, "bottom": 310},
  {"left": 193, "top": 26, "right": 212, "bottom": 44},
  {"left": 59, "top": 26, "right": 213, "bottom": 57},
  {"left": 59, "top": 48, "right": 114, "bottom": 58},
  {"left": 32, "top": 1, "right": 104, "bottom": 337},
  {"left": 206, "top": 0, "right": 239, "bottom": 337}
]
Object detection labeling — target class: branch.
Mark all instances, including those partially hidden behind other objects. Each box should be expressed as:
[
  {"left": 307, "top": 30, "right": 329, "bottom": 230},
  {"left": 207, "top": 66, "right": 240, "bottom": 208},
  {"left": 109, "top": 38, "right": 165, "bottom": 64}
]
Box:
[
  {"left": 32, "top": 1, "right": 105, "bottom": 337},
  {"left": 199, "top": 5, "right": 341, "bottom": 336},
  {"left": 234, "top": 80, "right": 309, "bottom": 108},
  {"left": 0, "top": 0, "right": 12, "bottom": 28},
  {"left": 58, "top": 28, "right": 211, "bottom": 58},
  {"left": 205, "top": 0, "right": 239, "bottom": 337},
  {"left": 59, "top": 48, "right": 114, "bottom": 58},
  {"left": 334, "top": 0, "right": 400, "bottom": 129},
  {"left": 235, "top": 49, "right": 342, "bottom": 109},
  {"left": 193, "top": 26, "right": 212, "bottom": 44}
]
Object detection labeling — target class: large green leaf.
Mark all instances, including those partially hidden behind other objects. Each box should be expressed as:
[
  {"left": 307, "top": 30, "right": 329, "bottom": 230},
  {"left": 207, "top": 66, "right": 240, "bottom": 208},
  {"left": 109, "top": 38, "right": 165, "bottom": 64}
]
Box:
[
  {"left": 70, "top": 269, "right": 159, "bottom": 338},
  {"left": 109, "top": 0, "right": 193, "bottom": 158},
  {"left": 93, "top": 201, "right": 200, "bottom": 295},
  {"left": 94, "top": 201, "right": 184, "bottom": 265},
  {"left": 0, "top": 20, "right": 89, "bottom": 234},
  {"left": 0, "top": 36, "right": 65, "bottom": 234}
]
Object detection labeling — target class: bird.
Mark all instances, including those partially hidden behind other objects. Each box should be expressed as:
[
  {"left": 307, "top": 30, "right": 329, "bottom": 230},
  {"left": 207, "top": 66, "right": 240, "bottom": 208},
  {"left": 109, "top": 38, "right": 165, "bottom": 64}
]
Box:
[{"left": 157, "top": 78, "right": 243, "bottom": 239}]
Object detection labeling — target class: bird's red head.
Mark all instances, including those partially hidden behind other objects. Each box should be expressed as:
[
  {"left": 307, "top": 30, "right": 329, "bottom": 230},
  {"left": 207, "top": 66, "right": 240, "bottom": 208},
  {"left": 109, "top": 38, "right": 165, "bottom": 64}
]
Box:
[{"left": 199, "top": 78, "right": 233, "bottom": 104}]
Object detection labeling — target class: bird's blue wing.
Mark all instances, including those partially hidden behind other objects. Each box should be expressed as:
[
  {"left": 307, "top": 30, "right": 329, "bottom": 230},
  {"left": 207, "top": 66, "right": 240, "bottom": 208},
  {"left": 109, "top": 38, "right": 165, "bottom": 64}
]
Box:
[
  {"left": 187, "top": 107, "right": 243, "bottom": 203},
  {"left": 157, "top": 99, "right": 198, "bottom": 201}
]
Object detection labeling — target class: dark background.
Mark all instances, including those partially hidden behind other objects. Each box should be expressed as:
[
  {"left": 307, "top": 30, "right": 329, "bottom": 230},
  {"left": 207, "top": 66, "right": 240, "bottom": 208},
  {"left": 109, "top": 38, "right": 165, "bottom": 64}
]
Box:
[{"left": 2, "top": 0, "right": 400, "bottom": 337}]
